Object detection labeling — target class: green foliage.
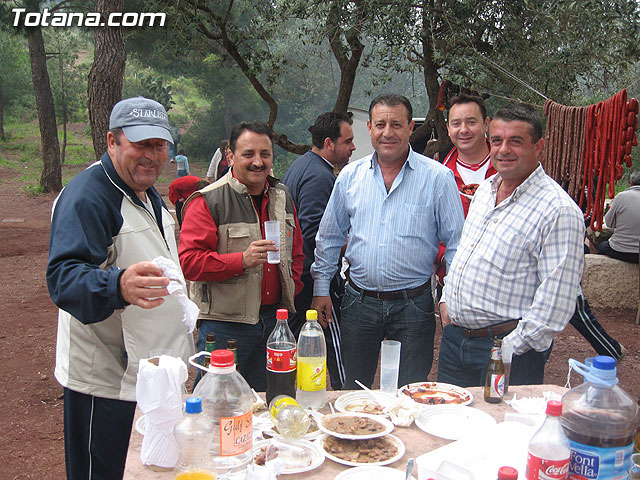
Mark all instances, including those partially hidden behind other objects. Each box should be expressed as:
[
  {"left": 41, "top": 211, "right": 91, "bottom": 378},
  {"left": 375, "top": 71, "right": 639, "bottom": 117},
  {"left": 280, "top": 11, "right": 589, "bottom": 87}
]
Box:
[
  {"left": 123, "top": 64, "right": 175, "bottom": 112},
  {"left": 43, "top": 29, "right": 91, "bottom": 125},
  {"left": 21, "top": 182, "right": 45, "bottom": 195},
  {"left": 0, "top": 116, "right": 94, "bottom": 193},
  {"left": 0, "top": 29, "right": 35, "bottom": 119}
]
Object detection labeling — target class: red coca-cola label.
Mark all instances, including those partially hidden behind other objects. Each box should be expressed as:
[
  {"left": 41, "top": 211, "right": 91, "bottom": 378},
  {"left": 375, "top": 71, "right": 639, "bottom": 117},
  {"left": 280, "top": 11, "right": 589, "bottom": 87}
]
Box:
[
  {"left": 526, "top": 452, "right": 570, "bottom": 479},
  {"left": 266, "top": 347, "right": 296, "bottom": 372}
]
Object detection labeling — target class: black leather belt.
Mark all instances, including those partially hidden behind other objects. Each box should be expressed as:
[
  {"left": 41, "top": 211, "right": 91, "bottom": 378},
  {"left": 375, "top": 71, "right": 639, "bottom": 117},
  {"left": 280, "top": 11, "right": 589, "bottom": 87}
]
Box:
[
  {"left": 348, "top": 279, "right": 431, "bottom": 301},
  {"left": 459, "top": 320, "right": 519, "bottom": 338}
]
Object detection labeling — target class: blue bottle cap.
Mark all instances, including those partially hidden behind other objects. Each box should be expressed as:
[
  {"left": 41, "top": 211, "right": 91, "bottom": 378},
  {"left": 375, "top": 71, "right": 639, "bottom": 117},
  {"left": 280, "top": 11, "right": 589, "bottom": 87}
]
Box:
[
  {"left": 592, "top": 356, "right": 616, "bottom": 370},
  {"left": 185, "top": 396, "right": 202, "bottom": 414}
]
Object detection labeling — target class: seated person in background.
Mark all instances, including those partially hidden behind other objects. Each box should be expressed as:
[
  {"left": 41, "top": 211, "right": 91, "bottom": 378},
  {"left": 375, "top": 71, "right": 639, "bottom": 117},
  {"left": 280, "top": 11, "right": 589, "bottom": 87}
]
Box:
[
  {"left": 597, "top": 169, "right": 640, "bottom": 264},
  {"left": 169, "top": 176, "right": 208, "bottom": 227}
]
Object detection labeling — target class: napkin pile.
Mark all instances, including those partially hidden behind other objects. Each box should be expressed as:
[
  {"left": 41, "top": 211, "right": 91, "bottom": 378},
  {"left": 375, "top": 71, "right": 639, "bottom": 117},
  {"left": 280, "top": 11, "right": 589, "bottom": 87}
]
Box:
[{"left": 136, "top": 355, "right": 188, "bottom": 469}]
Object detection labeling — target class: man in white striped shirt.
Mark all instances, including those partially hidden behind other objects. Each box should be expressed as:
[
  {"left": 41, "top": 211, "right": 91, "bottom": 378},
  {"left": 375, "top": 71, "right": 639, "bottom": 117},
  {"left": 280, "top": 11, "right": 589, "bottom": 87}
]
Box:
[
  {"left": 438, "top": 104, "right": 584, "bottom": 386},
  {"left": 311, "top": 94, "right": 465, "bottom": 389}
]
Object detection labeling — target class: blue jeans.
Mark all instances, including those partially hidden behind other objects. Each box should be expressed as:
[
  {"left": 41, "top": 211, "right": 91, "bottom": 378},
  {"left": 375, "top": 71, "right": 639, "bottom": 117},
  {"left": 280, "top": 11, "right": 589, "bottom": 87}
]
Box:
[
  {"left": 193, "top": 307, "right": 277, "bottom": 391},
  {"left": 597, "top": 240, "right": 639, "bottom": 264},
  {"left": 340, "top": 283, "right": 436, "bottom": 390},
  {"left": 437, "top": 323, "right": 550, "bottom": 387}
]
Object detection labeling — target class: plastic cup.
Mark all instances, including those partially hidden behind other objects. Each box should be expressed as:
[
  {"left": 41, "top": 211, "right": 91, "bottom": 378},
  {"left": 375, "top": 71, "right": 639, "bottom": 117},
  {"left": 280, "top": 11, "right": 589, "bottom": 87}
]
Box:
[
  {"left": 264, "top": 220, "right": 280, "bottom": 264},
  {"left": 380, "top": 340, "right": 401, "bottom": 393}
]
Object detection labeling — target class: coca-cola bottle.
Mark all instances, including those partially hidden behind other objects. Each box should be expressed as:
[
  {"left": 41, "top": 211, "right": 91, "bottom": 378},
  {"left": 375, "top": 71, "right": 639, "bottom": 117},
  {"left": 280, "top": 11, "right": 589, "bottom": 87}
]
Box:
[
  {"left": 526, "top": 400, "right": 570, "bottom": 480},
  {"left": 266, "top": 309, "right": 297, "bottom": 404},
  {"left": 497, "top": 466, "right": 518, "bottom": 480}
]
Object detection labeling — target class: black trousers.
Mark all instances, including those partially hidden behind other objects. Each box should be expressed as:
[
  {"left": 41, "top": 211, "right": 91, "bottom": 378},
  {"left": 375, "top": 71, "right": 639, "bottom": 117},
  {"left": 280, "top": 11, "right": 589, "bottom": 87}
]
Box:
[
  {"left": 63, "top": 387, "right": 136, "bottom": 480},
  {"left": 569, "top": 294, "right": 623, "bottom": 358}
]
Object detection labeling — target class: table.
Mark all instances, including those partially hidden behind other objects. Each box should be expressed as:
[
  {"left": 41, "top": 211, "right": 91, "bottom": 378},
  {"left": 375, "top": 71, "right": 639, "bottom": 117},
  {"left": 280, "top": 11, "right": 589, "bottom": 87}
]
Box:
[{"left": 124, "top": 385, "right": 567, "bottom": 479}]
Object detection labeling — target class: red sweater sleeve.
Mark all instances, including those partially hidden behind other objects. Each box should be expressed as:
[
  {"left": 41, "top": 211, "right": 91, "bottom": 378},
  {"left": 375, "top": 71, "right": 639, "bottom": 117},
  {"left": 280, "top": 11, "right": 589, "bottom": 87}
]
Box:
[
  {"left": 291, "top": 206, "right": 305, "bottom": 296},
  {"left": 178, "top": 196, "right": 245, "bottom": 281}
]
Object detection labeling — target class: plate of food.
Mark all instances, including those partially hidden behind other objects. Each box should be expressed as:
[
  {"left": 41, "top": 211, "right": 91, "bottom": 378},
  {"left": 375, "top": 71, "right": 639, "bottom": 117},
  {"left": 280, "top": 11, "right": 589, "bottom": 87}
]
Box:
[
  {"left": 334, "top": 465, "right": 415, "bottom": 479},
  {"left": 321, "top": 433, "right": 405, "bottom": 467},
  {"left": 460, "top": 183, "right": 479, "bottom": 199},
  {"left": 253, "top": 438, "right": 324, "bottom": 474},
  {"left": 334, "top": 391, "right": 397, "bottom": 416},
  {"left": 414, "top": 405, "right": 496, "bottom": 440},
  {"left": 318, "top": 412, "right": 393, "bottom": 440},
  {"left": 398, "top": 382, "right": 473, "bottom": 406},
  {"left": 256, "top": 410, "right": 323, "bottom": 441}
]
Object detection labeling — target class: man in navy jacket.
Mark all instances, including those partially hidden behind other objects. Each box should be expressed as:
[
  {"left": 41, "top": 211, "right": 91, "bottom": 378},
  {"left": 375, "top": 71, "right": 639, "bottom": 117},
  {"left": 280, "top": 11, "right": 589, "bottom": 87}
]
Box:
[
  {"left": 283, "top": 112, "right": 355, "bottom": 389},
  {"left": 47, "top": 97, "right": 194, "bottom": 479}
]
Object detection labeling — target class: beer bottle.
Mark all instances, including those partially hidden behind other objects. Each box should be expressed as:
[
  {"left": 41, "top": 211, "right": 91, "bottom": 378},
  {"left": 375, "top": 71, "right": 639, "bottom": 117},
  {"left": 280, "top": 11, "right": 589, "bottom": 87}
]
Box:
[
  {"left": 203, "top": 333, "right": 216, "bottom": 371},
  {"left": 484, "top": 338, "right": 505, "bottom": 404},
  {"left": 227, "top": 338, "right": 238, "bottom": 365}
]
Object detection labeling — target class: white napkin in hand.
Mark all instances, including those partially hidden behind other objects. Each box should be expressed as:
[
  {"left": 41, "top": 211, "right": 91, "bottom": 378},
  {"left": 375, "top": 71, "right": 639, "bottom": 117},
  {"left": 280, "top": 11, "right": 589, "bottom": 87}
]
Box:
[
  {"left": 136, "top": 355, "right": 188, "bottom": 469},
  {"left": 151, "top": 256, "right": 199, "bottom": 333}
]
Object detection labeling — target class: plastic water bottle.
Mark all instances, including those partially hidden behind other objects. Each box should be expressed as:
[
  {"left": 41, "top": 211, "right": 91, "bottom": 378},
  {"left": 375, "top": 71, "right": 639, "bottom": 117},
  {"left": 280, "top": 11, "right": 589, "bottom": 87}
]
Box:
[
  {"left": 561, "top": 355, "right": 640, "bottom": 480},
  {"left": 525, "top": 400, "right": 570, "bottom": 479},
  {"left": 296, "top": 310, "right": 326, "bottom": 410},
  {"left": 174, "top": 397, "right": 216, "bottom": 480},
  {"left": 193, "top": 349, "right": 253, "bottom": 478},
  {"left": 268, "top": 395, "right": 310, "bottom": 439}
]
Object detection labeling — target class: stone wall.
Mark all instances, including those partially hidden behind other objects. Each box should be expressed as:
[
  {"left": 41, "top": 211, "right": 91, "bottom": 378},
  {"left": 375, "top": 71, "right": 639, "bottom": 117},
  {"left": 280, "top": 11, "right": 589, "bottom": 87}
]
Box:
[{"left": 582, "top": 254, "right": 639, "bottom": 309}]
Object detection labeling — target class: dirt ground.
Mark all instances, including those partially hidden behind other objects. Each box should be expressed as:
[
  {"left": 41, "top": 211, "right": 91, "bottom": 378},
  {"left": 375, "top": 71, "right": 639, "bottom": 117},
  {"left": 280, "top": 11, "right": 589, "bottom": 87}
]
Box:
[{"left": 1, "top": 164, "right": 638, "bottom": 479}]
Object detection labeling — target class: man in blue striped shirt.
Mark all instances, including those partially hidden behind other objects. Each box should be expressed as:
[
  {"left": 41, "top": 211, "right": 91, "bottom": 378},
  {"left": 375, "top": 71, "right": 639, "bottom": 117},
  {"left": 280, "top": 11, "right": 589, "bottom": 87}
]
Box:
[{"left": 311, "top": 94, "right": 465, "bottom": 389}]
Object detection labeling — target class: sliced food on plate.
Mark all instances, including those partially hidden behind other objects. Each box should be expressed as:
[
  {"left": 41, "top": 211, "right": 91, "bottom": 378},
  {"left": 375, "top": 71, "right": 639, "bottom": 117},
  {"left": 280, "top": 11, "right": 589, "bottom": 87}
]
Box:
[
  {"left": 399, "top": 382, "right": 473, "bottom": 406},
  {"left": 318, "top": 413, "right": 394, "bottom": 439},
  {"left": 322, "top": 435, "right": 402, "bottom": 465},
  {"left": 335, "top": 391, "right": 397, "bottom": 416}
]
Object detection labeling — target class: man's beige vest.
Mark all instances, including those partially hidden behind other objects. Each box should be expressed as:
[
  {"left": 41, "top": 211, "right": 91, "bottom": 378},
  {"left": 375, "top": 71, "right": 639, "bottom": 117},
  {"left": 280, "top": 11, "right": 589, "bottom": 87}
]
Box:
[{"left": 185, "top": 171, "right": 297, "bottom": 324}]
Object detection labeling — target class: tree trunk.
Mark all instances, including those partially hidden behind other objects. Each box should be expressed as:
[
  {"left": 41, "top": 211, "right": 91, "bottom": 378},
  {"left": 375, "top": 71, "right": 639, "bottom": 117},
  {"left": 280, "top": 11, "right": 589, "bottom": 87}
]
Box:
[
  {"left": 88, "top": 0, "right": 126, "bottom": 160},
  {"left": 327, "top": 3, "right": 365, "bottom": 114},
  {"left": 412, "top": 3, "right": 450, "bottom": 159},
  {"left": 27, "top": 26, "right": 62, "bottom": 193},
  {"left": 59, "top": 52, "right": 67, "bottom": 164},
  {"left": 0, "top": 80, "right": 5, "bottom": 140}
]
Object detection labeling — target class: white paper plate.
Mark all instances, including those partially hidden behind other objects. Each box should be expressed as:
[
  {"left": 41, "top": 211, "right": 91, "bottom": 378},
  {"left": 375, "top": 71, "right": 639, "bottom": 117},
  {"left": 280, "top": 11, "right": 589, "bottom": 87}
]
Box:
[
  {"left": 253, "top": 438, "right": 324, "bottom": 474},
  {"left": 334, "top": 465, "right": 415, "bottom": 479},
  {"left": 135, "top": 415, "right": 146, "bottom": 435},
  {"left": 318, "top": 412, "right": 394, "bottom": 440},
  {"left": 255, "top": 410, "right": 324, "bottom": 441},
  {"left": 415, "top": 405, "right": 496, "bottom": 440},
  {"left": 460, "top": 192, "right": 474, "bottom": 200},
  {"left": 334, "top": 391, "right": 397, "bottom": 416},
  {"left": 398, "top": 382, "right": 474, "bottom": 407},
  {"left": 320, "top": 433, "right": 405, "bottom": 467}
]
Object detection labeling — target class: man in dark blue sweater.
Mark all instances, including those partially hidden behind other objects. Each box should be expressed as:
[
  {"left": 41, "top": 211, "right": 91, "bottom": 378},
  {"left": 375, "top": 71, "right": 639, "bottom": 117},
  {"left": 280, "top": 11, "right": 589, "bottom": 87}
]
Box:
[{"left": 283, "top": 112, "right": 355, "bottom": 389}]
